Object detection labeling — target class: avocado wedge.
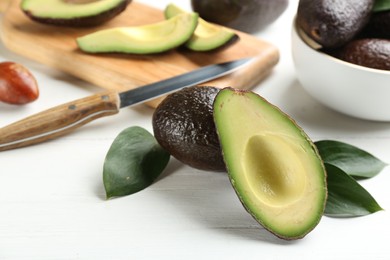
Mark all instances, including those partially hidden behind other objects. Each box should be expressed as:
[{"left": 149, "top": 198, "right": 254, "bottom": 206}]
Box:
[
  {"left": 213, "top": 88, "right": 327, "bottom": 240},
  {"left": 76, "top": 12, "right": 198, "bottom": 54},
  {"left": 21, "top": 0, "right": 131, "bottom": 27},
  {"left": 164, "top": 3, "right": 238, "bottom": 51}
]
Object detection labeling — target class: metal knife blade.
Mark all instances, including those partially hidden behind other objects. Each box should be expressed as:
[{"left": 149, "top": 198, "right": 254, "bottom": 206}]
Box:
[
  {"left": 0, "top": 57, "right": 253, "bottom": 151},
  {"left": 119, "top": 57, "right": 252, "bottom": 108}
]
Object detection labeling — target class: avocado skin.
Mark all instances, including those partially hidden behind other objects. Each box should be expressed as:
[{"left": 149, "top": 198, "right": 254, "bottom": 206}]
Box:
[
  {"left": 152, "top": 86, "right": 225, "bottom": 172},
  {"left": 334, "top": 38, "right": 390, "bottom": 70},
  {"left": 361, "top": 11, "right": 390, "bottom": 39},
  {"left": 23, "top": 0, "right": 131, "bottom": 27},
  {"left": 297, "top": 0, "right": 374, "bottom": 48},
  {"left": 191, "top": 0, "right": 288, "bottom": 33}
]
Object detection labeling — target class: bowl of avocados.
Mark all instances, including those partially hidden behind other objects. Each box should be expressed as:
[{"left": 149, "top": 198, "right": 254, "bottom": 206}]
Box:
[{"left": 292, "top": 0, "right": 390, "bottom": 121}]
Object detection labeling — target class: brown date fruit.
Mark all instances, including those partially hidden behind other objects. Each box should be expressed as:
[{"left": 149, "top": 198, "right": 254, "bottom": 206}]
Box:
[{"left": 0, "top": 62, "right": 39, "bottom": 105}]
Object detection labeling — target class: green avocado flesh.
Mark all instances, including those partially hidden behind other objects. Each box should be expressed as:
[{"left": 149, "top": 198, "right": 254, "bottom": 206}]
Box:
[
  {"left": 164, "top": 3, "right": 237, "bottom": 51},
  {"left": 213, "top": 88, "right": 327, "bottom": 240},
  {"left": 21, "top": 0, "right": 130, "bottom": 26},
  {"left": 77, "top": 13, "right": 198, "bottom": 54}
]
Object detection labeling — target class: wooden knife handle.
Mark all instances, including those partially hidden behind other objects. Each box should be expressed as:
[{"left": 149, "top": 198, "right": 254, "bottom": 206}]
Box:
[
  {"left": 0, "top": 0, "right": 10, "bottom": 13},
  {"left": 0, "top": 90, "right": 120, "bottom": 151}
]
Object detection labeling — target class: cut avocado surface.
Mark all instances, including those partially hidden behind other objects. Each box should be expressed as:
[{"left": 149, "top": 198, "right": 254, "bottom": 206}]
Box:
[
  {"left": 77, "top": 12, "right": 198, "bottom": 54},
  {"left": 213, "top": 88, "right": 327, "bottom": 240},
  {"left": 21, "top": 0, "right": 131, "bottom": 27},
  {"left": 164, "top": 3, "right": 238, "bottom": 51}
]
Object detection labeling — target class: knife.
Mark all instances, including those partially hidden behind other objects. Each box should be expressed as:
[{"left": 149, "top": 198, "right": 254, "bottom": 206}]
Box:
[{"left": 0, "top": 57, "right": 253, "bottom": 151}]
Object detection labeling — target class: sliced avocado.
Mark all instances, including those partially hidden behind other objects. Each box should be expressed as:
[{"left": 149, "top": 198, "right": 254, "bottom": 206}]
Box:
[
  {"left": 213, "top": 88, "right": 327, "bottom": 240},
  {"left": 164, "top": 3, "right": 238, "bottom": 51},
  {"left": 76, "top": 13, "right": 198, "bottom": 54},
  {"left": 21, "top": 0, "right": 131, "bottom": 27}
]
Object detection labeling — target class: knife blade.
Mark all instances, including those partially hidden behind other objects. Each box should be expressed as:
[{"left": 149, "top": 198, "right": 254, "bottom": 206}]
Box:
[{"left": 0, "top": 57, "right": 253, "bottom": 151}]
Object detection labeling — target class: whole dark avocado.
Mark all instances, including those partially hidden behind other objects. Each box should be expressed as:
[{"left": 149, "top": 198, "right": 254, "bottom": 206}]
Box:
[
  {"left": 21, "top": 0, "right": 132, "bottom": 27},
  {"left": 191, "top": 0, "right": 288, "bottom": 33},
  {"left": 297, "top": 0, "right": 374, "bottom": 48},
  {"left": 152, "top": 86, "right": 225, "bottom": 172},
  {"left": 335, "top": 38, "right": 390, "bottom": 70}
]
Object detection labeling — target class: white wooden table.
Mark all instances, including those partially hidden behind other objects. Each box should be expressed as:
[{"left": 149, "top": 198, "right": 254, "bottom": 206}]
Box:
[{"left": 1, "top": 1, "right": 389, "bottom": 259}]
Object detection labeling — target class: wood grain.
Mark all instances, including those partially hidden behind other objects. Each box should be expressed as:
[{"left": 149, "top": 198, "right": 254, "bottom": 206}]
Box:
[
  {"left": 0, "top": 0, "right": 9, "bottom": 12},
  {"left": 0, "top": 0, "right": 279, "bottom": 107},
  {"left": 0, "top": 90, "right": 120, "bottom": 151}
]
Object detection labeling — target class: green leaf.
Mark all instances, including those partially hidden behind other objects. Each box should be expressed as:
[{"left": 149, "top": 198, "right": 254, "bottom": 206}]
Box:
[
  {"left": 325, "top": 163, "right": 383, "bottom": 217},
  {"left": 315, "top": 140, "right": 387, "bottom": 179},
  {"left": 373, "top": 0, "right": 390, "bottom": 12},
  {"left": 103, "top": 126, "right": 170, "bottom": 199}
]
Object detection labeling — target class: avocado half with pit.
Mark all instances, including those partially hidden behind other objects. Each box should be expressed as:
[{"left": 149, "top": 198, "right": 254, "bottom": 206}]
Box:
[
  {"left": 21, "top": 0, "right": 131, "bottom": 27},
  {"left": 164, "top": 3, "right": 238, "bottom": 51},
  {"left": 77, "top": 12, "right": 199, "bottom": 54},
  {"left": 213, "top": 88, "right": 327, "bottom": 240}
]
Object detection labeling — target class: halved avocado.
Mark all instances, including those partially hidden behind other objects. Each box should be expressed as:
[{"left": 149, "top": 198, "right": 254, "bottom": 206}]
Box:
[
  {"left": 164, "top": 3, "right": 238, "bottom": 51},
  {"left": 213, "top": 88, "right": 327, "bottom": 240},
  {"left": 76, "top": 13, "right": 199, "bottom": 54},
  {"left": 21, "top": 0, "right": 131, "bottom": 27}
]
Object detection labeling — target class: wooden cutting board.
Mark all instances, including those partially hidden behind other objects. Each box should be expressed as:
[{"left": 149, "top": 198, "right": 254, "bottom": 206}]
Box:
[{"left": 0, "top": 0, "right": 279, "bottom": 107}]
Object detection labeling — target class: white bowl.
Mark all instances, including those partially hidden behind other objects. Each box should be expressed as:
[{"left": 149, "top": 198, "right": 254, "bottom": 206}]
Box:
[{"left": 291, "top": 19, "right": 390, "bottom": 121}]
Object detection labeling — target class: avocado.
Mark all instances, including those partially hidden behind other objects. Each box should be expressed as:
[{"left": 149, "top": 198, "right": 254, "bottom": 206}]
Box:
[
  {"left": 213, "top": 88, "right": 327, "bottom": 240},
  {"left": 297, "top": 0, "right": 374, "bottom": 48},
  {"left": 333, "top": 38, "right": 390, "bottom": 70},
  {"left": 361, "top": 11, "right": 390, "bottom": 39},
  {"left": 152, "top": 86, "right": 225, "bottom": 172},
  {"left": 76, "top": 13, "right": 198, "bottom": 54},
  {"left": 191, "top": 0, "right": 288, "bottom": 33},
  {"left": 21, "top": 0, "right": 131, "bottom": 27},
  {"left": 164, "top": 3, "right": 238, "bottom": 51}
]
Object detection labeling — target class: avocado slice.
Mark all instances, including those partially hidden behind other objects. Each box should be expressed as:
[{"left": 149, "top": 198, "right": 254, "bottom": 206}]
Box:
[
  {"left": 213, "top": 88, "right": 327, "bottom": 240},
  {"left": 76, "top": 13, "right": 199, "bottom": 54},
  {"left": 164, "top": 3, "right": 238, "bottom": 51},
  {"left": 21, "top": 0, "right": 131, "bottom": 27}
]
